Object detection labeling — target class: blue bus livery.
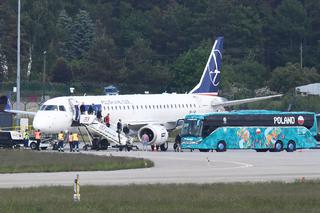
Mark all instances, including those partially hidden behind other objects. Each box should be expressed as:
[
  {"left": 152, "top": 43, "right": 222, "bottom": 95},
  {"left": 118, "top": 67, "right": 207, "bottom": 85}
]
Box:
[{"left": 180, "top": 110, "right": 319, "bottom": 152}]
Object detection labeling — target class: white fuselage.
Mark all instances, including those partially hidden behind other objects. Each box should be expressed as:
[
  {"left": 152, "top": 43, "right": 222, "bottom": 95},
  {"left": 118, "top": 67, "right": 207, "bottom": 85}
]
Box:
[{"left": 33, "top": 93, "right": 227, "bottom": 133}]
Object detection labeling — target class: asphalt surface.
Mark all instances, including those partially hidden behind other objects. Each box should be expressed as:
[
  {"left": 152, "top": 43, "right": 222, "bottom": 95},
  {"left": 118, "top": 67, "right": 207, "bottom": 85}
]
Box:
[{"left": 0, "top": 148, "right": 320, "bottom": 188}]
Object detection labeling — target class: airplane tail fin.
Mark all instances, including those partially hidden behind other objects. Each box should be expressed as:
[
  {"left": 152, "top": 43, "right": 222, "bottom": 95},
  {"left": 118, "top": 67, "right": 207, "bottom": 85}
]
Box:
[
  {"left": 0, "top": 95, "right": 11, "bottom": 112},
  {"left": 189, "top": 37, "right": 223, "bottom": 96}
]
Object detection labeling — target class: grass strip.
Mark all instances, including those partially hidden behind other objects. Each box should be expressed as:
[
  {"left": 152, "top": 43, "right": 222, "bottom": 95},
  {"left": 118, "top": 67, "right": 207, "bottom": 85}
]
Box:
[
  {"left": 0, "top": 150, "right": 153, "bottom": 173},
  {"left": 0, "top": 181, "right": 320, "bottom": 213}
]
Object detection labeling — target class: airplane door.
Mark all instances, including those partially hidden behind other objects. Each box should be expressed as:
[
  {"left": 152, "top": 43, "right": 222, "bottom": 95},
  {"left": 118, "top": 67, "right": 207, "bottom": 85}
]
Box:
[{"left": 68, "top": 98, "right": 80, "bottom": 122}]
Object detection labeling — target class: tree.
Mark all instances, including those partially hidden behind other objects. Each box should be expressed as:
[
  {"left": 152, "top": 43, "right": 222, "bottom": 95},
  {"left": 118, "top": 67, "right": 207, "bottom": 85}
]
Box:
[
  {"left": 124, "top": 38, "right": 170, "bottom": 87},
  {"left": 70, "top": 9, "right": 95, "bottom": 60},
  {"left": 51, "top": 57, "right": 72, "bottom": 83},
  {"left": 86, "top": 35, "right": 125, "bottom": 82},
  {"left": 172, "top": 40, "right": 211, "bottom": 92},
  {"left": 56, "top": 9, "right": 73, "bottom": 60},
  {"left": 268, "top": 63, "right": 320, "bottom": 93}
]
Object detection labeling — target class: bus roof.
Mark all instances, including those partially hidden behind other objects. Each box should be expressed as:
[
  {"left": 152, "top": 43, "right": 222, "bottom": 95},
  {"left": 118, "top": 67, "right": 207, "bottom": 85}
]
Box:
[{"left": 185, "top": 110, "right": 316, "bottom": 119}]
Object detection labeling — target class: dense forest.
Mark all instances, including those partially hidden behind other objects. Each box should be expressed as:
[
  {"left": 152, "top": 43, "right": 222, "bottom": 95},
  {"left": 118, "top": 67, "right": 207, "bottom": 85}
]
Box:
[{"left": 0, "top": 0, "right": 320, "bottom": 97}]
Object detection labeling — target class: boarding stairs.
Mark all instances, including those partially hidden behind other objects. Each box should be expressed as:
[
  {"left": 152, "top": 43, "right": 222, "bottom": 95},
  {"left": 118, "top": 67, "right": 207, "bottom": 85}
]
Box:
[{"left": 79, "top": 115, "right": 132, "bottom": 146}]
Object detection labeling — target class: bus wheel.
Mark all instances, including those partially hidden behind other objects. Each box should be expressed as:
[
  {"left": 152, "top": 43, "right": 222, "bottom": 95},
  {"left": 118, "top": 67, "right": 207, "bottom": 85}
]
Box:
[
  {"left": 216, "top": 141, "right": 226, "bottom": 152},
  {"left": 273, "top": 141, "right": 283, "bottom": 152},
  {"left": 286, "top": 141, "right": 296, "bottom": 152}
]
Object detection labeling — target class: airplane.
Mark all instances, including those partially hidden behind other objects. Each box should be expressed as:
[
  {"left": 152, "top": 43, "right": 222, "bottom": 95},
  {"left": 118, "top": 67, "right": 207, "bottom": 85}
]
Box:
[{"left": 2, "top": 37, "right": 281, "bottom": 150}]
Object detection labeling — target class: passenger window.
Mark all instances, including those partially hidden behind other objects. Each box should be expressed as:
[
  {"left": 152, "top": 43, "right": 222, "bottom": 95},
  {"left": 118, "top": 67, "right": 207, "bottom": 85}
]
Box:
[
  {"left": 59, "top": 105, "right": 66, "bottom": 111},
  {"left": 115, "top": 106, "right": 117, "bottom": 110},
  {"left": 107, "top": 106, "right": 110, "bottom": 111},
  {"left": 182, "top": 104, "right": 184, "bottom": 108}
]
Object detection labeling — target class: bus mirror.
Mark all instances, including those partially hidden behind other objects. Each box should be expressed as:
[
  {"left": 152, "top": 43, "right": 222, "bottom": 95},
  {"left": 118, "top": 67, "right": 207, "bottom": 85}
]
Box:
[{"left": 176, "top": 119, "right": 184, "bottom": 127}]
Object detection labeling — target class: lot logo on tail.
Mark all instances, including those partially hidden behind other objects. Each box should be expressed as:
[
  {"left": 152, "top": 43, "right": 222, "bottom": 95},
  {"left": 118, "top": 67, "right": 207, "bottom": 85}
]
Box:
[{"left": 189, "top": 37, "right": 223, "bottom": 95}]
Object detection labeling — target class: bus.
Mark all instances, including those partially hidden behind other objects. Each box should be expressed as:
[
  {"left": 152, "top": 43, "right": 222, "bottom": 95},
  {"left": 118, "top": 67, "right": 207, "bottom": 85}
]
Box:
[{"left": 180, "top": 110, "right": 320, "bottom": 152}]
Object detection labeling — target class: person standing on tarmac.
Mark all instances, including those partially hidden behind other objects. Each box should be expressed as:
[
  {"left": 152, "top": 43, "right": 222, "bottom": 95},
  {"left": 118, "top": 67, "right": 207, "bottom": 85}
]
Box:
[
  {"left": 23, "top": 129, "right": 29, "bottom": 149},
  {"left": 58, "top": 131, "right": 64, "bottom": 152},
  {"left": 72, "top": 132, "right": 80, "bottom": 152},
  {"left": 68, "top": 132, "right": 73, "bottom": 152},
  {"left": 34, "top": 129, "right": 41, "bottom": 151},
  {"left": 141, "top": 133, "right": 149, "bottom": 151},
  {"left": 117, "top": 119, "right": 122, "bottom": 143}
]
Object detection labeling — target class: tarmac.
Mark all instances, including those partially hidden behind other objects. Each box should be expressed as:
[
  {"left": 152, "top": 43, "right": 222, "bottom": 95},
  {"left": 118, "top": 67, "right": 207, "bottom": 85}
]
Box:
[{"left": 0, "top": 147, "right": 320, "bottom": 188}]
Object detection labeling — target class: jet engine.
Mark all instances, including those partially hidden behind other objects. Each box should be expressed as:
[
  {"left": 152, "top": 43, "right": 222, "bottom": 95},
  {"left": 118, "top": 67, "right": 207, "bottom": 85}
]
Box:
[{"left": 138, "top": 125, "right": 168, "bottom": 146}]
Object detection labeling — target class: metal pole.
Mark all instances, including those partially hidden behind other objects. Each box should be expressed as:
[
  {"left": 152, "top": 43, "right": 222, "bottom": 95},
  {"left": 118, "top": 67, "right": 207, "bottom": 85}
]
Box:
[
  {"left": 300, "top": 41, "right": 303, "bottom": 69},
  {"left": 16, "top": 0, "right": 21, "bottom": 127},
  {"left": 42, "top": 51, "right": 46, "bottom": 101}
]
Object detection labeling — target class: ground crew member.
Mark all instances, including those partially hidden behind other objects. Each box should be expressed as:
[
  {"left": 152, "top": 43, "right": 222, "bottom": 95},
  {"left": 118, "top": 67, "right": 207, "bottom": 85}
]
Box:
[
  {"left": 58, "top": 131, "right": 64, "bottom": 152},
  {"left": 72, "top": 132, "right": 80, "bottom": 152},
  {"left": 34, "top": 129, "right": 41, "bottom": 151},
  {"left": 68, "top": 132, "right": 73, "bottom": 152},
  {"left": 23, "top": 129, "right": 29, "bottom": 149}
]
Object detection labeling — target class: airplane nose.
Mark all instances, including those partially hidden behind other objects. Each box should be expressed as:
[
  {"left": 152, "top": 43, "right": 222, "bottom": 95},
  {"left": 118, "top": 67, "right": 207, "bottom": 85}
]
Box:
[{"left": 33, "top": 113, "right": 48, "bottom": 131}]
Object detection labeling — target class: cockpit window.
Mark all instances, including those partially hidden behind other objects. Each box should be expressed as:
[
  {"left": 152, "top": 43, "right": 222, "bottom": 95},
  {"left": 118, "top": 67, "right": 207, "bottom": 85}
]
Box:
[
  {"left": 42, "top": 105, "right": 58, "bottom": 111},
  {"left": 59, "top": 105, "right": 66, "bottom": 111}
]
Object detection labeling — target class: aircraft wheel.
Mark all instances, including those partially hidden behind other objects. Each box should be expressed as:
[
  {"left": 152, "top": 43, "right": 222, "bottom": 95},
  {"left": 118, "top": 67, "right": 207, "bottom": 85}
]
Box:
[
  {"left": 199, "top": 149, "right": 209, "bottom": 152},
  {"left": 216, "top": 141, "right": 227, "bottom": 152},
  {"left": 286, "top": 140, "right": 296, "bottom": 152}
]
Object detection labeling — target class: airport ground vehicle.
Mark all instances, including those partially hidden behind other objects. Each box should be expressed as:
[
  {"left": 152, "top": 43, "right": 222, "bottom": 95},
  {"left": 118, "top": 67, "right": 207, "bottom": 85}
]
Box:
[
  {"left": 28, "top": 137, "right": 50, "bottom": 150},
  {"left": 181, "top": 110, "right": 319, "bottom": 152},
  {"left": 0, "top": 131, "right": 50, "bottom": 149},
  {"left": 0, "top": 131, "right": 24, "bottom": 148}
]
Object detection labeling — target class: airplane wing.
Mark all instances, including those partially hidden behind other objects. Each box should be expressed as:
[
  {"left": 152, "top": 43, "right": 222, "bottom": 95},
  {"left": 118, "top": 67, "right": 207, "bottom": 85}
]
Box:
[
  {"left": 212, "top": 94, "right": 282, "bottom": 108},
  {"left": 5, "top": 109, "right": 37, "bottom": 116}
]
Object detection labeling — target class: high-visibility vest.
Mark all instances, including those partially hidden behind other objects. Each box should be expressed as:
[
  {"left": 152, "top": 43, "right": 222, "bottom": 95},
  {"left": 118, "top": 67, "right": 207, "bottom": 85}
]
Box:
[
  {"left": 72, "top": 133, "right": 79, "bottom": 141},
  {"left": 24, "top": 132, "right": 29, "bottom": 140},
  {"left": 35, "top": 131, "right": 41, "bottom": 140},
  {"left": 58, "top": 133, "right": 64, "bottom": 141},
  {"left": 68, "top": 135, "right": 73, "bottom": 143}
]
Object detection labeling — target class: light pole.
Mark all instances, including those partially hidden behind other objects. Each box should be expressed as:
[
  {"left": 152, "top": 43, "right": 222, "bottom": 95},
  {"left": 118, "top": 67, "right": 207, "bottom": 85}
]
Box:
[
  {"left": 16, "top": 0, "right": 21, "bottom": 127},
  {"left": 42, "top": 50, "right": 47, "bottom": 101}
]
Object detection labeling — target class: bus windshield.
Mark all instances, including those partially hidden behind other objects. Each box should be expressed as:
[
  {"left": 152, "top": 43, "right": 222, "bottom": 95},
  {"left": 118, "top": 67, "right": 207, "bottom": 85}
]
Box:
[{"left": 181, "top": 119, "right": 203, "bottom": 137}]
